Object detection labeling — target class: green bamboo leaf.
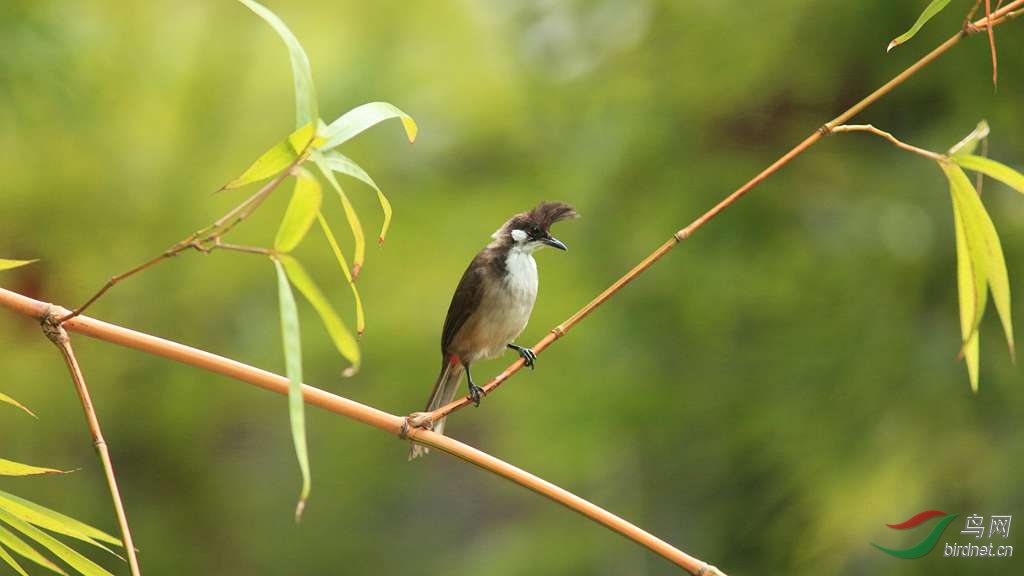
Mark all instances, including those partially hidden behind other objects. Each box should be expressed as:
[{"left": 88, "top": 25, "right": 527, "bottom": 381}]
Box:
[
  {"left": 0, "top": 491, "right": 121, "bottom": 549},
  {"left": 887, "top": 0, "right": 953, "bottom": 52},
  {"left": 944, "top": 164, "right": 989, "bottom": 332},
  {"left": 238, "top": 0, "right": 317, "bottom": 128},
  {"left": 274, "top": 170, "right": 323, "bottom": 253},
  {"left": 0, "top": 259, "right": 37, "bottom": 272},
  {"left": 948, "top": 120, "right": 990, "bottom": 156},
  {"left": 320, "top": 151, "right": 393, "bottom": 245},
  {"left": 320, "top": 102, "right": 417, "bottom": 150},
  {"left": 312, "top": 153, "right": 366, "bottom": 278},
  {"left": 951, "top": 154, "right": 1024, "bottom": 194},
  {"left": 280, "top": 255, "right": 360, "bottom": 373},
  {"left": 0, "top": 524, "right": 66, "bottom": 575},
  {"left": 952, "top": 193, "right": 982, "bottom": 392},
  {"left": 0, "top": 509, "right": 114, "bottom": 576},
  {"left": 0, "top": 542, "right": 29, "bottom": 576},
  {"left": 272, "top": 259, "right": 311, "bottom": 521},
  {"left": 219, "top": 122, "right": 318, "bottom": 191},
  {"left": 316, "top": 214, "right": 365, "bottom": 336},
  {"left": 0, "top": 393, "right": 36, "bottom": 418},
  {"left": 0, "top": 459, "right": 65, "bottom": 477},
  {"left": 945, "top": 163, "right": 1015, "bottom": 361}
]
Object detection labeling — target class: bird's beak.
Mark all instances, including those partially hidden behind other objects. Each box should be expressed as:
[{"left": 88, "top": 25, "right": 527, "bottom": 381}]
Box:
[{"left": 541, "top": 236, "right": 567, "bottom": 251}]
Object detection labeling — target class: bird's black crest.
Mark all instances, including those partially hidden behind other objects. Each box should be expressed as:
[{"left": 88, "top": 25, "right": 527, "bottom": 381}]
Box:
[{"left": 527, "top": 202, "right": 579, "bottom": 231}]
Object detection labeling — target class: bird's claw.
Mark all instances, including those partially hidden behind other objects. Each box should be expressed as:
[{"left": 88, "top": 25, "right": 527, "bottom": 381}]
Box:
[
  {"left": 518, "top": 347, "right": 537, "bottom": 369},
  {"left": 508, "top": 344, "right": 537, "bottom": 369},
  {"left": 468, "top": 384, "right": 484, "bottom": 407}
]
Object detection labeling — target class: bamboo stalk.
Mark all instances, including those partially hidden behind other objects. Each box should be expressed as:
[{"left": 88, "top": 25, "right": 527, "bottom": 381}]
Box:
[
  {"left": 424, "top": 0, "right": 1024, "bottom": 424},
  {"left": 0, "top": 287, "right": 723, "bottom": 575},
  {"left": 40, "top": 309, "right": 142, "bottom": 576}
]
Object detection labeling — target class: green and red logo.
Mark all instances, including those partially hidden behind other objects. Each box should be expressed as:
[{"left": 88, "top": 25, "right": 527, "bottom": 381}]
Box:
[{"left": 870, "top": 510, "right": 959, "bottom": 559}]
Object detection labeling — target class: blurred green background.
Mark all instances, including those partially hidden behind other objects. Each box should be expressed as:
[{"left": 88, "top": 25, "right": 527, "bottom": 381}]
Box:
[{"left": 2, "top": 1, "right": 1023, "bottom": 574}]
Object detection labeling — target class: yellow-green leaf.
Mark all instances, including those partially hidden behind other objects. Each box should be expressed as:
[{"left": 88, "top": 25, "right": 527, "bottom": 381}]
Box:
[
  {"left": 0, "top": 491, "right": 121, "bottom": 549},
  {"left": 944, "top": 163, "right": 989, "bottom": 333},
  {"left": 316, "top": 214, "right": 365, "bottom": 336},
  {"left": 945, "top": 163, "right": 1014, "bottom": 361},
  {"left": 0, "top": 459, "right": 64, "bottom": 477},
  {"left": 320, "top": 102, "right": 417, "bottom": 150},
  {"left": 887, "top": 0, "right": 953, "bottom": 52},
  {"left": 0, "top": 260, "right": 37, "bottom": 272},
  {"left": 0, "top": 524, "right": 66, "bottom": 576},
  {"left": 948, "top": 120, "right": 990, "bottom": 156},
  {"left": 238, "top": 0, "right": 317, "bottom": 128},
  {"left": 219, "top": 123, "right": 317, "bottom": 191},
  {"left": 952, "top": 154, "right": 1024, "bottom": 194},
  {"left": 952, "top": 191, "right": 981, "bottom": 392},
  {"left": 0, "top": 508, "right": 114, "bottom": 576},
  {"left": 312, "top": 152, "right": 365, "bottom": 278},
  {"left": 280, "top": 255, "right": 360, "bottom": 371},
  {"left": 0, "top": 393, "right": 35, "bottom": 418},
  {"left": 0, "top": 542, "right": 28, "bottom": 576},
  {"left": 272, "top": 259, "right": 310, "bottom": 521},
  {"left": 321, "top": 150, "right": 393, "bottom": 245},
  {"left": 274, "top": 170, "right": 322, "bottom": 253}
]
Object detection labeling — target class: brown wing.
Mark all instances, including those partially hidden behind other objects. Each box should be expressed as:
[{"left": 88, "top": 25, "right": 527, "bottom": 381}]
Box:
[{"left": 440, "top": 253, "right": 487, "bottom": 356}]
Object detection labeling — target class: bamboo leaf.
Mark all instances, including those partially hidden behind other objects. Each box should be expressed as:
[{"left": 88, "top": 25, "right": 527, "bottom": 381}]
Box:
[
  {"left": 238, "top": 0, "right": 317, "bottom": 128},
  {"left": 0, "top": 524, "right": 67, "bottom": 575},
  {"left": 219, "top": 122, "right": 318, "bottom": 191},
  {"left": 887, "top": 0, "right": 953, "bottom": 52},
  {"left": 274, "top": 170, "right": 323, "bottom": 253},
  {"left": 316, "top": 214, "right": 365, "bottom": 336},
  {"left": 0, "top": 542, "right": 29, "bottom": 576},
  {"left": 944, "top": 163, "right": 989, "bottom": 332},
  {"left": 952, "top": 191, "right": 982, "bottom": 392},
  {"left": 0, "top": 459, "right": 65, "bottom": 477},
  {"left": 0, "top": 393, "right": 36, "bottom": 418},
  {"left": 272, "top": 259, "right": 311, "bottom": 521},
  {"left": 321, "top": 150, "right": 393, "bottom": 245},
  {"left": 280, "top": 255, "right": 360, "bottom": 372},
  {"left": 0, "top": 260, "right": 37, "bottom": 272},
  {"left": 320, "top": 102, "right": 417, "bottom": 150},
  {"left": 0, "top": 491, "right": 121, "bottom": 549},
  {"left": 945, "top": 163, "right": 1015, "bottom": 361},
  {"left": 0, "top": 508, "right": 114, "bottom": 576},
  {"left": 312, "top": 153, "right": 366, "bottom": 278},
  {"left": 948, "top": 120, "right": 990, "bottom": 156},
  {"left": 951, "top": 154, "right": 1024, "bottom": 194}
]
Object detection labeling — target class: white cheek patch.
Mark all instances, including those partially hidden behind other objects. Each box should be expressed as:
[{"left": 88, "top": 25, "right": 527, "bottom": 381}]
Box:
[{"left": 511, "top": 229, "right": 528, "bottom": 242}]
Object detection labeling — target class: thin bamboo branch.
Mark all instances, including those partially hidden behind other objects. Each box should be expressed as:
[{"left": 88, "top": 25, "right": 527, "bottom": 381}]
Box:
[
  {"left": 831, "top": 124, "right": 947, "bottom": 162},
  {"left": 60, "top": 144, "right": 313, "bottom": 323},
  {"left": 39, "top": 308, "right": 142, "bottom": 576},
  {"left": 0, "top": 287, "right": 723, "bottom": 576},
  {"left": 423, "top": 0, "right": 1024, "bottom": 425}
]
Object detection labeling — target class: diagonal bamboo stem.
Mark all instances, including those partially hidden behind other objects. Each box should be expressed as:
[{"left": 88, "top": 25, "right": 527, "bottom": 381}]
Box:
[
  {"left": 0, "top": 287, "right": 723, "bottom": 576},
  {"left": 59, "top": 144, "right": 313, "bottom": 323},
  {"left": 422, "top": 0, "right": 1024, "bottom": 425},
  {"left": 40, "top": 308, "right": 142, "bottom": 576}
]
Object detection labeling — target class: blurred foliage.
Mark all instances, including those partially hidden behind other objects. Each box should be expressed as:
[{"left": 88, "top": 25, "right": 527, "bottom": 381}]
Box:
[{"left": 1, "top": 1, "right": 1023, "bottom": 574}]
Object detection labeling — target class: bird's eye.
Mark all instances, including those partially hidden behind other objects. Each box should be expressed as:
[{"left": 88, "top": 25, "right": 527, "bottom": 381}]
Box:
[{"left": 530, "top": 225, "right": 542, "bottom": 236}]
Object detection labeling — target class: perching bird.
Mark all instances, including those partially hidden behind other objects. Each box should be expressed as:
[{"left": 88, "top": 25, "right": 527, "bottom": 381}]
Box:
[{"left": 409, "top": 202, "right": 578, "bottom": 459}]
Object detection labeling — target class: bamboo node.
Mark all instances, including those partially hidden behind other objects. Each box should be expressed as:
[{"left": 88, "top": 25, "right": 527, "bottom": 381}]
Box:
[{"left": 40, "top": 305, "right": 71, "bottom": 345}]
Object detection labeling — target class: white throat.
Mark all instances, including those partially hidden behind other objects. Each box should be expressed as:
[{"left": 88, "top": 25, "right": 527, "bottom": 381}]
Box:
[{"left": 504, "top": 246, "right": 539, "bottom": 299}]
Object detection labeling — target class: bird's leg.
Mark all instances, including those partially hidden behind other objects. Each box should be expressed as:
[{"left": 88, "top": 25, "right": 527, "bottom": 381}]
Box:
[
  {"left": 507, "top": 343, "right": 536, "bottom": 369},
  {"left": 464, "top": 363, "right": 484, "bottom": 407}
]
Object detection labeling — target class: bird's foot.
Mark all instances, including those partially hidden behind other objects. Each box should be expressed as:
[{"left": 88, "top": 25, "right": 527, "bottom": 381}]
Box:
[
  {"left": 468, "top": 383, "right": 485, "bottom": 407},
  {"left": 508, "top": 344, "right": 537, "bottom": 369}
]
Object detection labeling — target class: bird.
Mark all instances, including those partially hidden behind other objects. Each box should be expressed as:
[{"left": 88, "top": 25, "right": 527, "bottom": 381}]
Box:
[{"left": 409, "top": 202, "right": 578, "bottom": 459}]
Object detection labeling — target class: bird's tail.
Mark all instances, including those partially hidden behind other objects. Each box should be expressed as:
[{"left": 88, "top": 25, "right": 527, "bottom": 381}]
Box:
[{"left": 408, "top": 357, "right": 464, "bottom": 460}]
